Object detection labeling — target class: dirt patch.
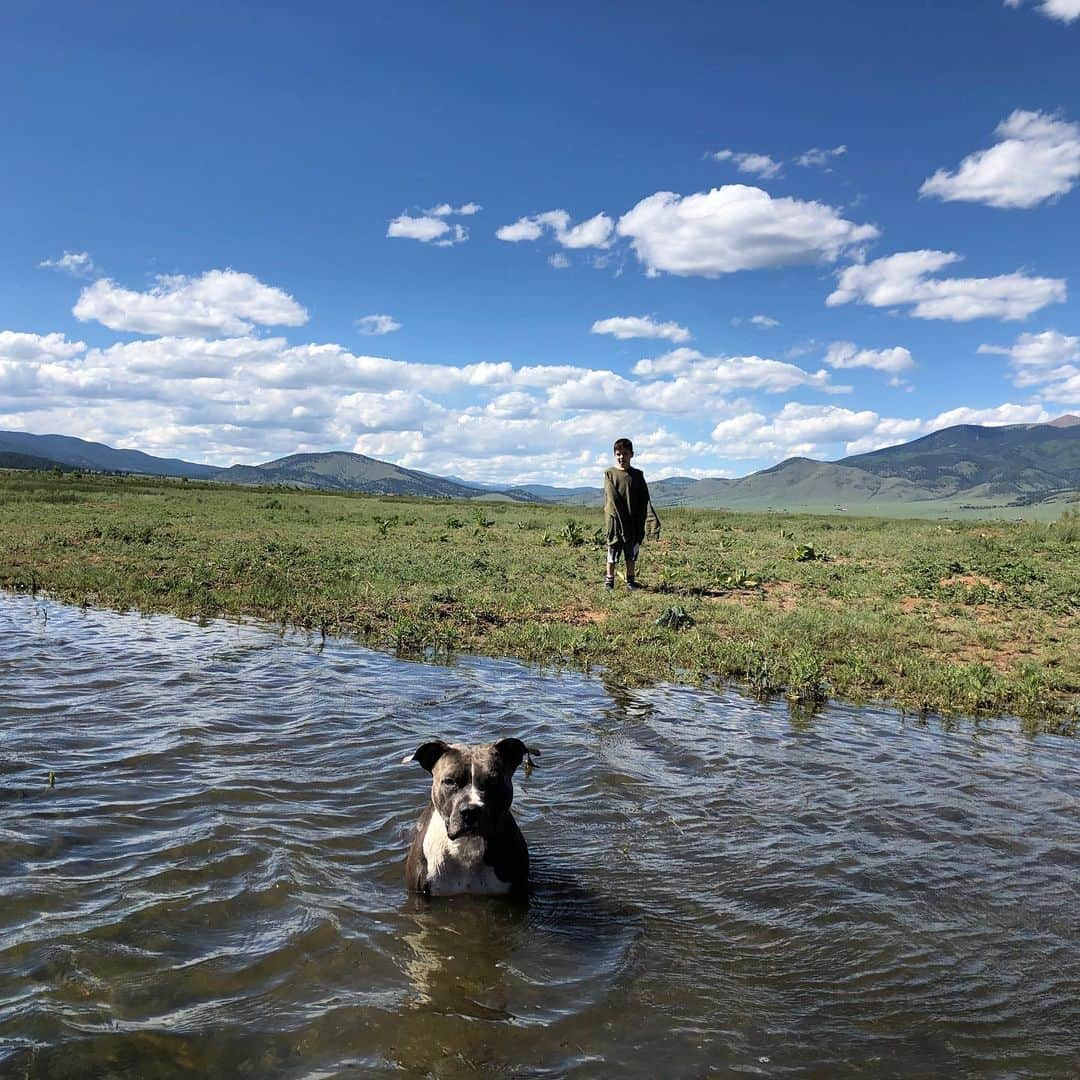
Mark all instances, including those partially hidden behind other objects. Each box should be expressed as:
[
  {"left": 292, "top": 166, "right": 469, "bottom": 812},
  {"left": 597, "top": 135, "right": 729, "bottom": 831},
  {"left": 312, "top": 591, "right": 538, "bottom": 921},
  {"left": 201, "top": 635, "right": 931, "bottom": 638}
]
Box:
[
  {"left": 938, "top": 574, "right": 1002, "bottom": 589},
  {"left": 540, "top": 606, "right": 609, "bottom": 626},
  {"left": 704, "top": 580, "right": 802, "bottom": 611}
]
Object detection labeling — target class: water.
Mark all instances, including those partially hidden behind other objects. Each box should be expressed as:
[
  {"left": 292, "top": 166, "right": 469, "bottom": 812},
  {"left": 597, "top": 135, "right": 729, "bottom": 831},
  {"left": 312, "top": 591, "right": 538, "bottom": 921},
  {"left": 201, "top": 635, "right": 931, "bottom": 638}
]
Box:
[{"left": 1, "top": 593, "right": 1078, "bottom": 1079}]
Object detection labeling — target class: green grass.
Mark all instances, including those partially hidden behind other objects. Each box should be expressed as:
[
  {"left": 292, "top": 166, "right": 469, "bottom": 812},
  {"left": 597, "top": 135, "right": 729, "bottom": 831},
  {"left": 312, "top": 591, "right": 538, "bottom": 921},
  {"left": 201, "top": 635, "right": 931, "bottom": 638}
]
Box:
[{"left": 2, "top": 469, "right": 1078, "bottom": 733}]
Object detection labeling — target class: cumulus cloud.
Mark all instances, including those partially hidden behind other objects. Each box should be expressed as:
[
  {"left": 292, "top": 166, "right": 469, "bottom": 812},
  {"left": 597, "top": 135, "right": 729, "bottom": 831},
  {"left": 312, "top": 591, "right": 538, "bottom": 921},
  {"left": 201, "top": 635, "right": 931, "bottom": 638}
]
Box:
[
  {"left": 920, "top": 110, "right": 1080, "bottom": 209},
  {"left": 590, "top": 315, "right": 692, "bottom": 343},
  {"left": 710, "top": 412, "right": 767, "bottom": 441},
  {"left": 496, "top": 209, "right": 615, "bottom": 249},
  {"left": 751, "top": 315, "right": 779, "bottom": 328},
  {"left": 1005, "top": 0, "right": 1080, "bottom": 24},
  {"left": 979, "top": 329, "right": 1080, "bottom": 368},
  {"left": 72, "top": 270, "right": 309, "bottom": 336},
  {"left": 979, "top": 330, "right": 1080, "bottom": 401},
  {"left": 826, "top": 341, "right": 915, "bottom": 375},
  {"left": 387, "top": 214, "right": 469, "bottom": 246},
  {"left": 616, "top": 185, "right": 879, "bottom": 277},
  {"left": 827, "top": 250, "right": 1066, "bottom": 321},
  {"left": 548, "top": 253, "right": 570, "bottom": 269},
  {"left": 39, "top": 251, "right": 96, "bottom": 277},
  {"left": 712, "top": 149, "right": 783, "bottom": 178},
  {"left": 356, "top": 314, "right": 402, "bottom": 336},
  {"left": 0, "top": 330, "right": 86, "bottom": 362},
  {"left": 795, "top": 145, "right": 847, "bottom": 168},
  {"left": 631, "top": 348, "right": 842, "bottom": 396},
  {"left": 425, "top": 202, "right": 482, "bottom": 217}
]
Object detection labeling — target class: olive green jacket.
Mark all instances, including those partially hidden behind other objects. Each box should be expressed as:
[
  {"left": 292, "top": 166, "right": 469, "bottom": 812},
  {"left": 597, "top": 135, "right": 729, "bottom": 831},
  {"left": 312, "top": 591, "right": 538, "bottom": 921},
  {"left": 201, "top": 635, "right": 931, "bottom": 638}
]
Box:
[{"left": 603, "top": 466, "right": 661, "bottom": 546}]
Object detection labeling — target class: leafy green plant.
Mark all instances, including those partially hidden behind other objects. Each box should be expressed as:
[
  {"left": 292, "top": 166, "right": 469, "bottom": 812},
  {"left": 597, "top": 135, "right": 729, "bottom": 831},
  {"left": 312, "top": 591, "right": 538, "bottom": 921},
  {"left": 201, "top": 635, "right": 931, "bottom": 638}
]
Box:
[
  {"left": 562, "top": 520, "right": 585, "bottom": 547},
  {"left": 655, "top": 606, "right": 694, "bottom": 630}
]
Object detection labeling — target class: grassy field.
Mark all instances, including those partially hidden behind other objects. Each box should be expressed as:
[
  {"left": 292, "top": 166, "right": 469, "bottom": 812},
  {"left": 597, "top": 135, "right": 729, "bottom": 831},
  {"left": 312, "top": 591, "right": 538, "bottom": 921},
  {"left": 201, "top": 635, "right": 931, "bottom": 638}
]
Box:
[{"left": 2, "top": 469, "right": 1078, "bottom": 733}]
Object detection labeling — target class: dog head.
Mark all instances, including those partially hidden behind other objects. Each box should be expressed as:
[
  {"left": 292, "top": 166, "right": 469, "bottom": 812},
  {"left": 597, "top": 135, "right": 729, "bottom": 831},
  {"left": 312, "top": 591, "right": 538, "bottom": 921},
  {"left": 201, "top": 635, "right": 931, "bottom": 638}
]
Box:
[{"left": 404, "top": 738, "right": 537, "bottom": 841}]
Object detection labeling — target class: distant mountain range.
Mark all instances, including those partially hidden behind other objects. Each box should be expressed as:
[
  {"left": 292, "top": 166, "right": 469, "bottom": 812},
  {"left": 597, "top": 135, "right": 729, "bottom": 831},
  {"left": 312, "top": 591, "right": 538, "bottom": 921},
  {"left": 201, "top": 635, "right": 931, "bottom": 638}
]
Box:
[{"left": 3, "top": 416, "right": 1079, "bottom": 514}]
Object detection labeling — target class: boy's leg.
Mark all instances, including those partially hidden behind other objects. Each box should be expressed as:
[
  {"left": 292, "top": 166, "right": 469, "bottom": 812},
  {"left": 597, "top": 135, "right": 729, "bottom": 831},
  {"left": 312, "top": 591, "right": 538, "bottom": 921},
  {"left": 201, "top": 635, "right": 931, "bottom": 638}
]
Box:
[
  {"left": 605, "top": 543, "right": 618, "bottom": 587},
  {"left": 625, "top": 543, "right": 641, "bottom": 589}
]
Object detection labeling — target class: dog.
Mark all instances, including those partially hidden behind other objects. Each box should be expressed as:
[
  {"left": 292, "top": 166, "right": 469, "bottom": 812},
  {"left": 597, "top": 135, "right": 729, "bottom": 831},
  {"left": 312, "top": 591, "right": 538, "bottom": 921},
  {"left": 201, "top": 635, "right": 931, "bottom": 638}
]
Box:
[{"left": 403, "top": 737, "right": 537, "bottom": 896}]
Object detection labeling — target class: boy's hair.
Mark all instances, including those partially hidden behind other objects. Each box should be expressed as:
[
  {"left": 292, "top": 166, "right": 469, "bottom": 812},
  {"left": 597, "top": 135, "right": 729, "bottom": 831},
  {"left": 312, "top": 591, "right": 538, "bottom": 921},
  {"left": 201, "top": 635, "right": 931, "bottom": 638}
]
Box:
[{"left": 613, "top": 438, "right": 634, "bottom": 455}]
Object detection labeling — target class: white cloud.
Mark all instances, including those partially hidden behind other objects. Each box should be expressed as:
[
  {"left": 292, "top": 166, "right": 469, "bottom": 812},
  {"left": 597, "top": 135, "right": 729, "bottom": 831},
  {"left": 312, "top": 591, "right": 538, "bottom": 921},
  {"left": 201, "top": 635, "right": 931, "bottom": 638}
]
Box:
[
  {"left": 795, "top": 145, "right": 847, "bottom": 168},
  {"left": 616, "top": 185, "right": 879, "bottom": 277},
  {"left": 1042, "top": 0, "right": 1080, "bottom": 20},
  {"left": 979, "top": 330, "right": 1080, "bottom": 402},
  {"left": 827, "top": 250, "right": 1066, "bottom": 321},
  {"left": 632, "top": 348, "right": 842, "bottom": 395},
  {"left": 357, "top": 314, "right": 402, "bottom": 336},
  {"left": 1006, "top": 0, "right": 1080, "bottom": 24},
  {"left": 424, "top": 201, "right": 482, "bottom": 217},
  {"left": 920, "top": 110, "right": 1080, "bottom": 209},
  {"left": 842, "top": 417, "right": 927, "bottom": 455},
  {"left": 759, "top": 402, "right": 880, "bottom": 444},
  {"left": 842, "top": 403, "right": 1051, "bottom": 455},
  {"left": 711, "top": 412, "right": 767, "bottom": 441},
  {"left": 548, "top": 253, "right": 570, "bottom": 269},
  {"left": 929, "top": 402, "right": 1051, "bottom": 427},
  {"left": 387, "top": 215, "right": 468, "bottom": 245},
  {"left": 72, "top": 270, "right": 309, "bottom": 336},
  {"left": 39, "top": 251, "right": 96, "bottom": 277},
  {"left": 712, "top": 149, "right": 783, "bottom": 178},
  {"left": 590, "top": 315, "right": 692, "bottom": 343},
  {"left": 495, "top": 218, "right": 543, "bottom": 242},
  {"left": 979, "top": 329, "right": 1080, "bottom": 368},
  {"left": 751, "top": 314, "right": 779, "bottom": 328},
  {"left": 0, "top": 330, "right": 86, "bottom": 362},
  {"left": 387, "top": 214, "right": 451, "bottom": 242},
  {"left": 826, "top": 341, "right": 915, "bottom": 374},
  {"left": 496, "top": 209, "right": 614, "bottom": 249}
]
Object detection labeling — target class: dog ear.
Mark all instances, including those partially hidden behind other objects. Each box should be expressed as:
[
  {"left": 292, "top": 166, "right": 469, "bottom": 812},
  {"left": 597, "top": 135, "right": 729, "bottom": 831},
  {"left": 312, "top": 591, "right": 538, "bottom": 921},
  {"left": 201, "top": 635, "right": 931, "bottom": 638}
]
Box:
[
  {"left": 403, "top": 740, "right": 451, "bottom": 773},
  {"left": 494, "top": 738, "right": 540, "bottom": 774}
]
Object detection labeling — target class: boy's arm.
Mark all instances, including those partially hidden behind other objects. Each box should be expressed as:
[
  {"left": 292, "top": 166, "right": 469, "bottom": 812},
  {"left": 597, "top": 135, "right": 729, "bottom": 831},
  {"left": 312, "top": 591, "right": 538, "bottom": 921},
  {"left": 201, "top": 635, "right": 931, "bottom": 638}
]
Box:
[
  {"left": 603, "top": 470, "right": 621, "bottom": 536},
  {"left": 643, "top": 479, "right": 661, "bottom": 540}
]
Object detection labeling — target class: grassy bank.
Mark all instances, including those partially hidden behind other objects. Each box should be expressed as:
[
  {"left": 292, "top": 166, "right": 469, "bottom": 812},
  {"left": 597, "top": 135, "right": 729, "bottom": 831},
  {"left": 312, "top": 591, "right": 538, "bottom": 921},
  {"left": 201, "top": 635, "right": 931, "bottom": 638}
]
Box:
[{"left": 2, "top": 469, "right": 1078, "bottom": 732}]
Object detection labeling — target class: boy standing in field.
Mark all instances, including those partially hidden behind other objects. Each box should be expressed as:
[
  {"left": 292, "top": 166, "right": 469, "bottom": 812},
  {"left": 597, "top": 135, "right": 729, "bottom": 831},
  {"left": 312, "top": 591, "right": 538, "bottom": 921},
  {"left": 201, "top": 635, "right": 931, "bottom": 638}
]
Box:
[{"left": 603, "top": 437, "right": 660, "bottom": 590}]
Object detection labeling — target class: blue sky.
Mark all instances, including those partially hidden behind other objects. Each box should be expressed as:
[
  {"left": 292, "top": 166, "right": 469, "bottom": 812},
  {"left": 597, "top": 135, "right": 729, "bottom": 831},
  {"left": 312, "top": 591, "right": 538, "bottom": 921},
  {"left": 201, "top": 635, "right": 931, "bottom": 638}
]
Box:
[{"left": 2, "top": 0, "right": 1079, "bottom": 485}]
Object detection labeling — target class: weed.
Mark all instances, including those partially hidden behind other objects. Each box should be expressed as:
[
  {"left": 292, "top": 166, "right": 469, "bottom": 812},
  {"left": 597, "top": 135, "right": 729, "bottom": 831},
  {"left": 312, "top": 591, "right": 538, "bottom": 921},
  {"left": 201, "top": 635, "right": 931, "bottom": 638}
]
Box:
[{"left": 655, "top": 606, "right": 695, "bottom": 630}]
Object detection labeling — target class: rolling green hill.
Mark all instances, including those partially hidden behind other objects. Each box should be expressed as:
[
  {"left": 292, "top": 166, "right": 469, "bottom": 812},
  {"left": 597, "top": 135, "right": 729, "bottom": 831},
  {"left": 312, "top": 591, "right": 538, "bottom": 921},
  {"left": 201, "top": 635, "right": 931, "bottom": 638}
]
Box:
[
  {"left": 4, "top": 417, "right": 1078, "bottom": 515},
  {"left": 213, "top": 451, "right": 539, "bottom": 501},
  {"left": 839, "top": 420, "right": 1080, "bottom": 499},
  {"left": 0, "top": 430, "right": 220, "bottom": 478}
]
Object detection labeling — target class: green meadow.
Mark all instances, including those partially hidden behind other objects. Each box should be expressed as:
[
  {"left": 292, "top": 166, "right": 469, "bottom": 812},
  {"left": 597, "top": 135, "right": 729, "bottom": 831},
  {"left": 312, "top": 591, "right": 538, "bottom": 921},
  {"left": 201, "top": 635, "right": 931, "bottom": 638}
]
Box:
[{"left": 2, "top": 469, "right": 1078, "bottom": 733}]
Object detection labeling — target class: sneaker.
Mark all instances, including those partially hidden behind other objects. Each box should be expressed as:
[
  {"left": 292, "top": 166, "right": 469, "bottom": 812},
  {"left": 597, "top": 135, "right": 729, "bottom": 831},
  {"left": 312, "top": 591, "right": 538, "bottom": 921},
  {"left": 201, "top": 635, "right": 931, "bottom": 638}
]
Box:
[
  {"left": 604, "top": 578, "right": 615, "bottom": 590},
  {"left": 625, "top": 579, "right": 640, "bottom": 591}
]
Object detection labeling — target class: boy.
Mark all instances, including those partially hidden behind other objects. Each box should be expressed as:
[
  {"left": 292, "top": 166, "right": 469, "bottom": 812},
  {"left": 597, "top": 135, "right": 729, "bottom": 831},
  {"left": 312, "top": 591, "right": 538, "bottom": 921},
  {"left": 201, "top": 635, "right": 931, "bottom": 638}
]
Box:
[{"left": 603, "top": 437, "right": 660, "bottom": 590}]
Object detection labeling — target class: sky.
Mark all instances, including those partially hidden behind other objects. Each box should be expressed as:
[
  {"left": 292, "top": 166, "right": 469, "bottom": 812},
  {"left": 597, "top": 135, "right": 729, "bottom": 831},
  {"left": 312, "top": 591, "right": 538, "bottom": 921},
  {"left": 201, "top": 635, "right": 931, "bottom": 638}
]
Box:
[{"left": 2, "top": 0, "right": 1079, "bottom": 486}]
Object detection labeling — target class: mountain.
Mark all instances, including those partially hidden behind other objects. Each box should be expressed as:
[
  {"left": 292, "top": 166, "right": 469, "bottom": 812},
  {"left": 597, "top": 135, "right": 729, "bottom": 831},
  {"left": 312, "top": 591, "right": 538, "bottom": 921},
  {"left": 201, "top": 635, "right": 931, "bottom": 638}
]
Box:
[
  {"left": 0, "top": 430, "right": 221, "bottom": 479},
  {"left": 551, "top": 418, "right": 1080, "bottom": 512},
  {"left": 4, "top": 417, "right": 1078, "bottom": 513},
  {"left": 0, "top": 450, "right": 72, "bottom": 472},
  {"left": 838, "top": 421, "right": 1080, "bottom": 499},
  {"left": 212, "top": 451, "right": 540, "bottom": 501}
]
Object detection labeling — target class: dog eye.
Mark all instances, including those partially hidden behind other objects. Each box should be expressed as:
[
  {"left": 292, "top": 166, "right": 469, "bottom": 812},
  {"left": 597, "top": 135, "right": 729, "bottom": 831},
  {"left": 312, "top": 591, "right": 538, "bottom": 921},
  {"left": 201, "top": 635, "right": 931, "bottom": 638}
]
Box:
[{"left": 441, "top": 777, "right": 459, "bottom": 788}]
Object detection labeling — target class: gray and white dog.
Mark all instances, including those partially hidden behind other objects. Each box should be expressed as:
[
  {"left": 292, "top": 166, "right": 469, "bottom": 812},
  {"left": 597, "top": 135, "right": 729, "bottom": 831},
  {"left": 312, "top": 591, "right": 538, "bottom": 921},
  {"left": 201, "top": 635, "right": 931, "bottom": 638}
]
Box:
[{"left": 403, "top": 738, "right": 537, "bottom": 896}]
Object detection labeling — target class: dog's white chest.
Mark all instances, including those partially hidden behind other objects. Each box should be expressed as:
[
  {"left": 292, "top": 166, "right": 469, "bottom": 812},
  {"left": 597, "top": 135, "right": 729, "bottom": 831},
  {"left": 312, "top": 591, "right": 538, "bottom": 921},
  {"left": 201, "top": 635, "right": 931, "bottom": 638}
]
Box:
[{"left": 421, "top": 813, "right": 512, "bottom": 896}]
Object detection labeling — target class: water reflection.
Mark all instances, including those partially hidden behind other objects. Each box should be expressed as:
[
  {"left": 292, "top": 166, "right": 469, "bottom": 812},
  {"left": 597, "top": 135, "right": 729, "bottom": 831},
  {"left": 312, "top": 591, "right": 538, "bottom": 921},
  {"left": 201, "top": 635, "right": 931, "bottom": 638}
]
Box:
[{"left": 1, "top": 592, "right": 1078, "bottom": 1077}]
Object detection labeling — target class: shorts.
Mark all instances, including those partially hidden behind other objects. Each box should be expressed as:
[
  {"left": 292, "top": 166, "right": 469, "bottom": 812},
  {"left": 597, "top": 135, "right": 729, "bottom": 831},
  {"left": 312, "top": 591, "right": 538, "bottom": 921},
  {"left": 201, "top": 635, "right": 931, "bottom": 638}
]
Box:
[{"left": 607, "top": 540, "right": 641, "bottom": 565}]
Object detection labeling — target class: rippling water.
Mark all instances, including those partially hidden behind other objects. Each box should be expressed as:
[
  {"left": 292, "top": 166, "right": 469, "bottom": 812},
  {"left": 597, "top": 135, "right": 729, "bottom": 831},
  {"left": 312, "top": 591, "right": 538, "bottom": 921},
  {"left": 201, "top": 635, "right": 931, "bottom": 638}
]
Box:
[{"left": 1, "top": 592, "right": 1078, "bottom": 1078}]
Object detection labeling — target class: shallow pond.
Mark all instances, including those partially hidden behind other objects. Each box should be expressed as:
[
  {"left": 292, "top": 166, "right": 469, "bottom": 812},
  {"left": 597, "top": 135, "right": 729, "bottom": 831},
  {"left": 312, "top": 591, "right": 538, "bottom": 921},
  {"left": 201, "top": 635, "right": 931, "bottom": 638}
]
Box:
[{"left": 1, "top": 593, "right": 1078, "bottom": 1078}]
